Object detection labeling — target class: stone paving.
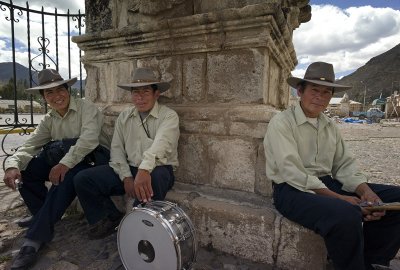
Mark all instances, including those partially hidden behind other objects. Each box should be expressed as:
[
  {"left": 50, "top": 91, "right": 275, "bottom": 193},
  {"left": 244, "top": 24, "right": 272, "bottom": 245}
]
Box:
[{"left": 1, "top": 120, "right": 400, "bottom": 270}]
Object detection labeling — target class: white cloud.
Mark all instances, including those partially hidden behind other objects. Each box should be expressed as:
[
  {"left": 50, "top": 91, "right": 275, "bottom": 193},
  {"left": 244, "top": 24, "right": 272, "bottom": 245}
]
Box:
[
  {"left": 293, "top": 5, "right": 400, "bottom": 76},
  {"left": 0, "top": 2, "right": 85, "bottom": 79},
  {"left": 10, "top": 0, "right": 84, "bottom": 13}
]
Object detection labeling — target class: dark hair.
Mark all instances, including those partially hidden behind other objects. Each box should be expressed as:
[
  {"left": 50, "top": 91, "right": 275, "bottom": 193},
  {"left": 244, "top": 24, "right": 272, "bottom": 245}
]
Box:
[
  {"left": 39, "top": 83, "right": 69, "bottom": 96},
  {"left": 297, "top": 81, "right": 335, "bottom": 95},
  {"left": 150, "top": 84, "right": 158, "bottom": 91}
]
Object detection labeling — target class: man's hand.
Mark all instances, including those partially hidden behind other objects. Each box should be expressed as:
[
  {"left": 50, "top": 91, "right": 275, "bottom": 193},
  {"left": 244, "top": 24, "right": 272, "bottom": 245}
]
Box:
[
  {"left": 338, "top": 194, "right": 362, "bottom": 205},
  {"left": 123, "top": 176, "right": 136, "bottom": 198},
  {"left": 3, "top": 168, "right": 21, "bottom": 190},
  {"left": 134, "top": 169, "right": 153, "bottom": 203},
  {"left": 48, "top": 163, "right": 70, "bottom": 186},
  {"left": 356, "top": 183, "right": 385, "bottom": 221}
]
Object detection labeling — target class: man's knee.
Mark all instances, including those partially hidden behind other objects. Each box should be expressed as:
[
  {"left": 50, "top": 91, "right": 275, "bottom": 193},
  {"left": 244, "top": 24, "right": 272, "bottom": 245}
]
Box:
[
  {"left": 150, "top": 166, "right": 172, "bottom": 182},
  {"left": 73, "top": 169, "right": 93, "bottom": 190}
]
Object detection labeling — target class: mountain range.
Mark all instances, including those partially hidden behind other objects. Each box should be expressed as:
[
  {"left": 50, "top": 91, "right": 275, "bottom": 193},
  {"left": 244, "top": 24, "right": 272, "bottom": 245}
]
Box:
[
  {"left": 336, "top": 43, "right": 400, "bottom": 103},
  {"left": 0, "top": 62, "right": 85, "bottom": 90}
]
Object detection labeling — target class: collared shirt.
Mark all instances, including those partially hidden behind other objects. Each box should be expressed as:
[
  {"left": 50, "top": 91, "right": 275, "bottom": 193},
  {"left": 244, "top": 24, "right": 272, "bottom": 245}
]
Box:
[
  {"left": 5, "top": 97, "right": 111, "bottom": 171},
  {"left": 109, "top": 101, "right": 179, "bottom": 181},
  {"left": 263, "top": 102, "right": 367, "bottom": 193}
]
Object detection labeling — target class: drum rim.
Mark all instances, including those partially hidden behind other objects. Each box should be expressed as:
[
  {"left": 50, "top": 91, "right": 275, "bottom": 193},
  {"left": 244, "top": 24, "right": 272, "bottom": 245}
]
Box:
[{"left": 117, "top": 200, "right": 199, "bottom": 269}]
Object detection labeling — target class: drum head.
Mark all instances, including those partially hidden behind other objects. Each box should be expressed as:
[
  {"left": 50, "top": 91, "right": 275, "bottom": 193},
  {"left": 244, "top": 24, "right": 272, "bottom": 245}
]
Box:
[{"left": 117, "top": 209, "right": 178, "bottom": 270}]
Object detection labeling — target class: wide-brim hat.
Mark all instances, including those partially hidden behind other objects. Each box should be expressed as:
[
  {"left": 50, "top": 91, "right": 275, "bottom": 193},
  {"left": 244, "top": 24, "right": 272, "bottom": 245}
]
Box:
[
  {"left": 118, "top": 67, "right": 170, "bottom": 93},
  {"left": 25, "top": 69, "right": 77, "bottom": 94},
  {"left": 287, "top": 62, "right": 351, "bottom": 92}
]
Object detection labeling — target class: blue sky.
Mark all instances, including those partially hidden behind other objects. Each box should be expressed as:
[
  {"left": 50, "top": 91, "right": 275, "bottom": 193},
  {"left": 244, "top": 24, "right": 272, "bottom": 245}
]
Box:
[
  {"left": 311, "top": 0, "right": 400, "bottom": 10},
  {"left": 293, "top": 1, "right": 400, "bottom": 79}
]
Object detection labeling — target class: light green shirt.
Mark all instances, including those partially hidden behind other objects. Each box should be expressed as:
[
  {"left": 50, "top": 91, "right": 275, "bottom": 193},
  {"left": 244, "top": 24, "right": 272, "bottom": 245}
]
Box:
[
  {"left": 5, "top": 97, "right": 111, "bottom": 171},
  {"left": 263, "top": 102, "right": 367, "bottom": 193},
  {"left": 109, "top": 101, "right": 179, "bottom": 181}
]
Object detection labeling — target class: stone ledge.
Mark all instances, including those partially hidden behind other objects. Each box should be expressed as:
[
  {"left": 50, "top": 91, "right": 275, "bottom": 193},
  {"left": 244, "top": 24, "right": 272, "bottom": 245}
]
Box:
[{"left": 115, "top": 182, "right": 327, "bottom": 270}]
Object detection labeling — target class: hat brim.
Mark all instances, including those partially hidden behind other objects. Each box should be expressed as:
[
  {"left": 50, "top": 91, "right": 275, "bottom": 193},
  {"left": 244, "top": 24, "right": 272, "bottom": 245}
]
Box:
[
  {"left": 117, "top": 81, "right": 170, "bottom": 93},
  {"left": 287, "top": 77, "right": 351, "bottom": 92},
  {"left": 25, "top": 78, "right": 77, "bottom": 94}
]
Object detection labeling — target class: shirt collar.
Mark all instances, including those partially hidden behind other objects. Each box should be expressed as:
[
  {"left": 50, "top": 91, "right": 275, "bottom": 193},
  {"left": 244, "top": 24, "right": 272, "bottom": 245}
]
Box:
[
  {"left": 130, "top": 101, "right": 160, "bottom": 119},
  {"left": 49, "top": 96, "right": 77, "bottom": 117},
  {"left": 294, "top": 102, "right": 330, "bottom": 129}
]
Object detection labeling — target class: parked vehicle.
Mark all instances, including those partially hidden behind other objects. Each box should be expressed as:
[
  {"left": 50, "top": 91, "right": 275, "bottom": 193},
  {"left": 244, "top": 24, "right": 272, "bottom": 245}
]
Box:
[{"left": 350, "top": 108, "right": 385, "bottom": 122}]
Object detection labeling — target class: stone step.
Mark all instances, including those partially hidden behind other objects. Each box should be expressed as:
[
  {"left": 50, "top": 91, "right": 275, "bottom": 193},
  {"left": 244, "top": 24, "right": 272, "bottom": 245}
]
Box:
[{"left": 119, "top": 183, "right": 328, "bottom": 270}]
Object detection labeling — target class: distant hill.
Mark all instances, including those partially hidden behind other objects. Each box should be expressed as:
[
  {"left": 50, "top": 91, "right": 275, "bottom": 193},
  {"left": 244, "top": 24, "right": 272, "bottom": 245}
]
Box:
[
  {"left": 336, "top": 43, "right": 400, "bottom": 103},
  {"left": 0, "top": 62, "right": 85, "bottom": 90},
  {"left": 0, "top": 62, "right": 33, "bottom": 83}
]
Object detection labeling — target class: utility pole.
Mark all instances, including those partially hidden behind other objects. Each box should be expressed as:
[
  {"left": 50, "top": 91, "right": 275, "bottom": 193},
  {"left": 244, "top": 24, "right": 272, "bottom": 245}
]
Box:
[
  {"left": 360, "top": 81, "right": 367, "bottom": 111},
  {"left": 392, "top": 81, "right": 399, "bottom": 95}
]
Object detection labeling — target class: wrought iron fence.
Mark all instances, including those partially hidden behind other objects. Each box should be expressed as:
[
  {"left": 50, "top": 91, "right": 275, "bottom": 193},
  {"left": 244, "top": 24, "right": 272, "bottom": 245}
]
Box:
[{"left": 0, "top": 0, "right": 85, "bottom": 168}]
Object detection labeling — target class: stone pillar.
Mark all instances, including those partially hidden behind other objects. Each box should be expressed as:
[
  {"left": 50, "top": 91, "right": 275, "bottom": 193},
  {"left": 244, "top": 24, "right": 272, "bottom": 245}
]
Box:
[{"left": 73, "top": 1, "right": 326, "bottom": 269}]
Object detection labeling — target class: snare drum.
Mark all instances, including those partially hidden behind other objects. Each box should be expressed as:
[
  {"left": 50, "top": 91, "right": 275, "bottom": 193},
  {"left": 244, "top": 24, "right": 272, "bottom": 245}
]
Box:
[{"left": 117, "top": 201, "right": 197, "bottom": 270}]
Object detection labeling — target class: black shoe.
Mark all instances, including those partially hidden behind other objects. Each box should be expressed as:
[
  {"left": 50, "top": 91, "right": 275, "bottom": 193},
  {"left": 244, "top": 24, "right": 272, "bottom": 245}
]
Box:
[
  {"left": 16, "top": 215, "right": 33, "bottom": 228},
  {"left": 88, "top": 215, "right": 123, "bottom": 240},
  {"left": 10, "top": 246, "right": 39, "bottom": 270}
]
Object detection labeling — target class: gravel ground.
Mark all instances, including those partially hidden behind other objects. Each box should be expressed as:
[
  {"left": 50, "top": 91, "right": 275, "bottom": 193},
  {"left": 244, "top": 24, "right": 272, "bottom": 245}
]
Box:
[{"left": 0, "top": 120, "right": 399, "bottom": 270}]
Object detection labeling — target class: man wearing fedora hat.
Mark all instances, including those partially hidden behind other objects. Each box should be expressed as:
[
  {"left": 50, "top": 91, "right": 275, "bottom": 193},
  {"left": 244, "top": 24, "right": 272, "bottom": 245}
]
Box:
[
  {"left": 3, "top": 68, "right": 111, "bottom": 270},
  {"left": 73, "top": 67, "right": 179, "bottom": 239},
  {"left": 264, "top": 62, "right": 400, "bottom": 270}
]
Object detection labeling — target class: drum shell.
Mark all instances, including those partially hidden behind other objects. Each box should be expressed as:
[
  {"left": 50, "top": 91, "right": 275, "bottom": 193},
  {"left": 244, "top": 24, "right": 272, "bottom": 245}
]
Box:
[{"left": 117, "top": 201, "right": 197, "bottom": 270}]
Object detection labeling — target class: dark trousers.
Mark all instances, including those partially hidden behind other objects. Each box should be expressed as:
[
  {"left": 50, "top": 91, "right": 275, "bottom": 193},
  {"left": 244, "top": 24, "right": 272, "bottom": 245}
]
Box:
[
  {"left": 19, "top": 151, "right": 94, "bottom": 243},
  {"left": 273, "top": 176, "right": 400, "bottom": 270},
  {"left": 73, "top": 164, "right": 175, "bottom": 225}
]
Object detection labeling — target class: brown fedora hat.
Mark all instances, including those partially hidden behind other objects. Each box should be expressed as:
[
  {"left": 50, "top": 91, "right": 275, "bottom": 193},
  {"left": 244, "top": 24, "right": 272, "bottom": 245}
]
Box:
[
  {"left": 118, "top": 67, "right": 170, "bottom": 93},
  {"left": 25, "top": 69, "right": 77, "bottom": 94},
  {"left": 287, "top": 62, "right": 351, "bottom": 92}
]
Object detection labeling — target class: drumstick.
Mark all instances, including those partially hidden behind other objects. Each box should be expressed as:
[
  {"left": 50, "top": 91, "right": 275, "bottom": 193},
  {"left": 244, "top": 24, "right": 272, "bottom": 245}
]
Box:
[{"left": 360, "top": 202, "right": 400, "bottom": 211}]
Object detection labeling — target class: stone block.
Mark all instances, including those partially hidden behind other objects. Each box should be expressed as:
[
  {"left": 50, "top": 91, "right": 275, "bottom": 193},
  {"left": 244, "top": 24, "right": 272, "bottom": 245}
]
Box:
[
  {"left": 164, "top": 184, "right": 327, "bottom": 269},
  {"left": 191, "top": 196, "right": 275, "bottom": 263},
  {"left": 208, "top": 137, "right": 257, "bottom": 192},
  {"left": 175, "top": 134, "right": 210, "bottom": 186},
  {"left": 255, "top": 142, "right": 272, "bottom": 197},
  {"left": 206, "top": 50, "right": 264, "bottom": 103},
  {"left": 276, "top": 216, "right": 327, "bottom": 270},
  {"left": 182, "top": 54, "right": 207, "bottom": 103}
]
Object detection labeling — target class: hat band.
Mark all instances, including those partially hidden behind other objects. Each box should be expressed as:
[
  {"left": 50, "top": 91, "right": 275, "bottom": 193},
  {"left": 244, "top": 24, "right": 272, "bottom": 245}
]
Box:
[
  {"left": 39, "top": 78, "right": 64, "bottom": 86},
  {"left": 305, "top": 77, "right": 334, "bottom": 83},
  {"left": 132, "top": 79, "right": 157, "bottom": 83}
]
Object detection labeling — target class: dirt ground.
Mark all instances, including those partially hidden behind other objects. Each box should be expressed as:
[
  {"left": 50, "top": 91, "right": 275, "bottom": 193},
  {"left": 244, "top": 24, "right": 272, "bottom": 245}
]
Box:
[{"left": 0, "top": 121, "right": 399, "bottom": 270}]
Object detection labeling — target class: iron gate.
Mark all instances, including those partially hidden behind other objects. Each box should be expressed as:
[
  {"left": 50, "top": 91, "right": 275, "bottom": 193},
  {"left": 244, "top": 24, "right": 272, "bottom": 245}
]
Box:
[{"left": 0, "top": 0, "right": 85, "bottom": 168}]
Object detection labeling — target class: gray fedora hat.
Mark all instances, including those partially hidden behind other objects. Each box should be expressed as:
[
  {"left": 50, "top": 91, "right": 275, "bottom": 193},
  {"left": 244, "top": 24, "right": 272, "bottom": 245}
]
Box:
[
  {"left": 25, "top": 69, "right": 77, "bottom": 94},
  {"left": 287, "top": 62, "right": 351, "bottom": 92},
  {"left": 118, "top": 67, "right": 170, "bottom": 93}
]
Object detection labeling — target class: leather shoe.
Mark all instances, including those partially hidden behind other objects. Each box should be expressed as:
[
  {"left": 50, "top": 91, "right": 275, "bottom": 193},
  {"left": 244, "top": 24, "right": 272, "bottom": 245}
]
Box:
[
  {"left": 10, "top": 246, "right": 39, "bottom": 270},
  {"left": 16, "top": 215, "right": 33, "bottom": 228}
]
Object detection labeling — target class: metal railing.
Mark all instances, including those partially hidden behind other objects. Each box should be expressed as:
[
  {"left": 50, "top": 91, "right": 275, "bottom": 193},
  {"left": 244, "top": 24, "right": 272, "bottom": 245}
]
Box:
[{"left": 0, "top": 0, "right": 85, "bottom": 168}]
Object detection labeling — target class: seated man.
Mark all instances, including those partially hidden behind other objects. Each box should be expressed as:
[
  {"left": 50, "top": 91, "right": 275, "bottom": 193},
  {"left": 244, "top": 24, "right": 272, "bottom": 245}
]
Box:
[
  {"left": 74, "top": 67, "right": 179, "bottom": 239},
  {"left": 264, "top": 62, "right": 400, "bottom": 270},
  {"left": 3, "top": 69, "right": 111, "bottom": 270}
]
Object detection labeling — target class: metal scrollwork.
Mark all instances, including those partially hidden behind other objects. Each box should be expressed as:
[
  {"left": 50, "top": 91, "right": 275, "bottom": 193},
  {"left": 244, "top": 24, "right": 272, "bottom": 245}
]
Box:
[
  {"left": 3, "top": 5, "right": 23, "bottom": 22},
  {"left": 72, "top": 15, "right": 85, "bottom": 29}
]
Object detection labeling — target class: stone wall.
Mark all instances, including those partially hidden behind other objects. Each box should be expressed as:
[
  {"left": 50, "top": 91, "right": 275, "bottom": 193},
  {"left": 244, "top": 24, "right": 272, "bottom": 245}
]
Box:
[
  {"left": 72, "top": 1, "right": 325, "bottom": 268},
  {"left": 74, "top": 0, "right": 310, "bottom": 196}
]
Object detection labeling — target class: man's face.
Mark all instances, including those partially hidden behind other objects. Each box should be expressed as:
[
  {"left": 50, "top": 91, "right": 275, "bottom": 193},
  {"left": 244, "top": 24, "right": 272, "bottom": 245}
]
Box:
[
  {"left": 43, "top": 85, "right": 70, "bottom": 116},
  {"left": 297, "top": 83, "right": 333, "bottom": 118},
  {"left": 131, "top": 86, "right": 160, "bottom": 112}
]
